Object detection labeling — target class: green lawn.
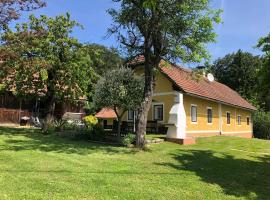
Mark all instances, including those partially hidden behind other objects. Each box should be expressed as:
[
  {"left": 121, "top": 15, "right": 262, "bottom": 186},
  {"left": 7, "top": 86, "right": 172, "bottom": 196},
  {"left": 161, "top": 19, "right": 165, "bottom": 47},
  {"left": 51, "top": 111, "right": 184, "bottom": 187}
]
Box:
[{"left": 0, "top": 127, "right": 270, "bottom": 200}]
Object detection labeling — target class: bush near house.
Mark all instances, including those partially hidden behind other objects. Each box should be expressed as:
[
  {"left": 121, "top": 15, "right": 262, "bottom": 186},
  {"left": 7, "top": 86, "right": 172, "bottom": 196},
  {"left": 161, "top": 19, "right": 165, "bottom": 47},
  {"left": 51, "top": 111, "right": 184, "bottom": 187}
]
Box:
[
  {"left": 253, "top": 111, "right": 270, "bottom": 139},
  {"left": 83, "top": 115, "right": 98, "bottom": 129},
  {"left": 122, "top": 133, "right": 136, "bottom": 146}
]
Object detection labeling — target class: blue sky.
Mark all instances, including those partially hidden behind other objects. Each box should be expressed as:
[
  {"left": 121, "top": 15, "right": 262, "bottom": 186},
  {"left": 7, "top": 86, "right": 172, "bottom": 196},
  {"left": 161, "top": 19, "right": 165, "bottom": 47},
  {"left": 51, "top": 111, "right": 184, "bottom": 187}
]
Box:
[{"left": 14, "top": 0, "right": 270, "bottom": 64}]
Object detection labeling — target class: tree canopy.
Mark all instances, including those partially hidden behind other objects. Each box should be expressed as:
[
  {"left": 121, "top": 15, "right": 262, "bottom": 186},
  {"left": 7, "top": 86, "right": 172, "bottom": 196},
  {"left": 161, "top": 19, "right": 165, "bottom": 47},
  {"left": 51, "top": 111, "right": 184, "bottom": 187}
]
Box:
[
  {"left": 257, "top": 34, "right": 270, "bottom": 111},
  {"left": 93, "top": 67, "right": 144, "bottom": 140},
  {"left": 109, "top": 0, "right": 221, "bottom": 148},
  {"left": 0, "top": 13, "right": 96, "bottom": 128},
  {"left": 84, "top": 43, "right": 124, "bottom": 76},
  {"left": 109, "top": 0, "right": 221, "bottom": 63},
  {"left": 210, "top": 50, "right": 263, "bottom": 102},
  {"left": 0, "top": 0, "right": 46, "bottom": 30}
]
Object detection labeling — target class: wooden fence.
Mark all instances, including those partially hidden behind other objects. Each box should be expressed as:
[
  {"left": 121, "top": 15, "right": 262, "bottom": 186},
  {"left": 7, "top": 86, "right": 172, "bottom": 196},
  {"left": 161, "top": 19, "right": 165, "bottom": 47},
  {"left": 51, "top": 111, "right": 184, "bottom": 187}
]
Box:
[{"left": 0, "top": 108, "right": 30, "bottom": 124}]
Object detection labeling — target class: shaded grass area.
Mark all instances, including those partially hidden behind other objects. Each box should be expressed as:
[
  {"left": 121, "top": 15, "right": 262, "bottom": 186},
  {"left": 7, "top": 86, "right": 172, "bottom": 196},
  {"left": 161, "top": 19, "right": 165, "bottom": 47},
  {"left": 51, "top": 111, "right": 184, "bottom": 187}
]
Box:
[
  {"left": 0, "top": 127, "right": 270, "bottom": 199},
  {"left": 145, "top": 134, "right": 166, "bottom": 140}
]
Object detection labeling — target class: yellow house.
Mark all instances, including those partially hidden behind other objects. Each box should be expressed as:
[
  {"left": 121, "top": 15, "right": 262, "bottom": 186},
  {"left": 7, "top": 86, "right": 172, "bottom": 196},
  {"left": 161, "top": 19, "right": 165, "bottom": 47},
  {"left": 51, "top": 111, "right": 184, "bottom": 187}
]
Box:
[{"left": 96, "top": 56, "right": 256, "bottom": 144}]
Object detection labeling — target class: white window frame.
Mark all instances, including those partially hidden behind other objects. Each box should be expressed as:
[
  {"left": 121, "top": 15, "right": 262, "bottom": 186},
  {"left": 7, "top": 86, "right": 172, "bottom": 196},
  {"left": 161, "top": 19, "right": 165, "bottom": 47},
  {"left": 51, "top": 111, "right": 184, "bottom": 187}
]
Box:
[
  {"left": 226, "top": 111, "right": 231, "bottom": 125},
  {"left": 237, "top": 115, "right": 241, "bottom": 125},
  {"left": 190, "top": 104, "right": 198, "bottom": 124},
  {"left": 207, "top": 107, "right": 213, "bottom": 124},
  {"left": 127, "top": 110, "right": 138, "bottom": 122},
  {"left": 152, "top": 103, "right": 164, "bottom": 122}
]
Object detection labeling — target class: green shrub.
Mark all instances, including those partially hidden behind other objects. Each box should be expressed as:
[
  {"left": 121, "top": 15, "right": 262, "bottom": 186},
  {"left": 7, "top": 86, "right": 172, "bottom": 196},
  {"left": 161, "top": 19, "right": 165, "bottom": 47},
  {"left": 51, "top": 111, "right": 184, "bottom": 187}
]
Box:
[
  {"left": 92, "top": 124, "right": 105, "bottom": 135},
  {"left": 83, "top": 115, "right": 98, "bottom": 130},
  {"left": 85, "top": 124, "right": 105, "bottom": 141},
  {"left": 253, "top": 111, "right": 270, "bottom": 139},
  {"left": 41, "top": 122, "right": 55, "bottom": 135},
  {"left": 53, "top": 119, "right": 68, "bottom": 131},
  {"left": 122, "top": 133, "right": 136, "bottom": 146}
]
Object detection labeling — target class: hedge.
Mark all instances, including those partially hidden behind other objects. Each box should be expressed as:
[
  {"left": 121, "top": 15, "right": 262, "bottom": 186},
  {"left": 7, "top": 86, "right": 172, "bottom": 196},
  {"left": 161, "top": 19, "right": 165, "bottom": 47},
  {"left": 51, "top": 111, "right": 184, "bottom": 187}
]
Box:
[{"left": 253, "top": 111, "right": 270, "bottom": 139}]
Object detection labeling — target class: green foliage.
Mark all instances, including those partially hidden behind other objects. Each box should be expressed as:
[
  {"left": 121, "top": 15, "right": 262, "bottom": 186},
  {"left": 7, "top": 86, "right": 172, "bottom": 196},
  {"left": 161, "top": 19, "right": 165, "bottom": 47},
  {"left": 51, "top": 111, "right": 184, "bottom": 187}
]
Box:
[
  {"left": 109, "top": 0, "right": 222, "bottom": 147},
  {"left": 0, "top": 84, "right": 5, "bottom": 92},
  {"left": 53, "top": 119, "right": 67, "bottom": 132},
  {"left": 257, "top": 33, "right": 270, "bottom": 53},
  {"left": 94, "top": 67, "right": 144, "bottom": 115},
  {"left": 257, "top": 34, "right": 270, "bottom": 111},
  {"left": 81, "top": 44, "right": 122, "bottom": 101},
  {"left": 0, "top": 0, "right": 46, "bottom": 30},
  {"left": 83, "top": 101, "right": 96, "bottom": 115},
  {"left": 253, "top": 111, "right": 270, "bottom": 140},
  {"left": 90, "top": 124, "right": 105, "bottom": 138},
  {"left": 83, "top": 115, "right": 98, "bottom": 130},
  {"left": 122, "top": 133, "right": 136, "bottom": 146},
  {"left": 81, "top": 124, "right": 105, "bottom": 141},
  {"left": 109, "top": 0, "right": 221, "bottom": 63},
  {"left": 43, "top": 119, "right": 83, "bottom": 133},
  {"left": 41, "top": 122, "right": 55, "bottom": 135},
  {"left": 93, "top": 67, "right": 143, "bottom": 141},
  {"left": 210, "top": 50, "right": 263, "bottom": 102},
  {"left": 0, "top": 13, "right": 96, "bottom": 102},
  {"left": 83, "top": 43, "right": 124, "bottom": 76}
]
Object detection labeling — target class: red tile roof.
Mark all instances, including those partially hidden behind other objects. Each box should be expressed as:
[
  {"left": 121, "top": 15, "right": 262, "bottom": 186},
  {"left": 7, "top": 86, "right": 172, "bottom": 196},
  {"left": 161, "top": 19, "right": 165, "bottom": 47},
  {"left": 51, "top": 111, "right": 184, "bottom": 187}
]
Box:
[
  {"left": 129, "top": 56, "right": 256, "bottom": 111},
  {"left": 127, "top": 55, "right": 145, "bottom": 65},
  {"left": 95, "top": 108, "right": 117, "bottom": 119}
]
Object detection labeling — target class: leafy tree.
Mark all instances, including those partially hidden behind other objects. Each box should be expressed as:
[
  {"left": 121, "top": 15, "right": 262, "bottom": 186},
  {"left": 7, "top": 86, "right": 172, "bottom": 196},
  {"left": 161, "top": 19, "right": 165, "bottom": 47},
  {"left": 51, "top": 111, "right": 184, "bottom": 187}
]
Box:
[
  {"left": 83, "top": 44, "right": 124, "bottom": 111},
  {"left": 84, "top": 43, "right": 124, "bottom": 76},
  {"left": 210, "top": 50, "right": 263, "bottom": 103},
  {"left": 0, "top": 13, "right": 96, "bottom": 130},
  {"left": 257, "top": 34, "right": 270, "bottom": 111},
  {"left": 109, "top": 0, "right": 221, "bottom": 148},
  {"left": 0, "top": 0, "right": 46, "bottom": 30},
  {"left": 93, "top": 67, "right": 144, "bottom": 141}
]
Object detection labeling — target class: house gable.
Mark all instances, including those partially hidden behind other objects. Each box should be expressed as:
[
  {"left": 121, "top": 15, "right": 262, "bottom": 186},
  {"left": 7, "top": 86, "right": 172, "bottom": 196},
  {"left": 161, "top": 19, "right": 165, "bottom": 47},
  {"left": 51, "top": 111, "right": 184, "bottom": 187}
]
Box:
[{"left": 134, "top": 65, "right": 175, "bottom": 94}]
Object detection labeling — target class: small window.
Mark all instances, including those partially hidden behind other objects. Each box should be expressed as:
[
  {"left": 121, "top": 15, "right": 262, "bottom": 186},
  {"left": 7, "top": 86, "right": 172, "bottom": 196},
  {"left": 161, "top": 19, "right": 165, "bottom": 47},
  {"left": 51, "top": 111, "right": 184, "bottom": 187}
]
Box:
[
  {"left": 191, "top": 105, "right": 197, "bottom": 122},
  {"left": 247, "top": 117, "right": 250, "bottom": 125},
  {"left": 207, "top": 108, "right": 212, "bottom": 123},
  {"left": 154, "top": 104, "right": 163, "bottom": 121},
  {"left": 237, "top": 115, "right": 241, "bottom": 125},
  {"left": 227, "top": 112, "right": 230, "bottom": 124},
  {"left": 128, "top": 110, "right": 138, "bottom": 121}
]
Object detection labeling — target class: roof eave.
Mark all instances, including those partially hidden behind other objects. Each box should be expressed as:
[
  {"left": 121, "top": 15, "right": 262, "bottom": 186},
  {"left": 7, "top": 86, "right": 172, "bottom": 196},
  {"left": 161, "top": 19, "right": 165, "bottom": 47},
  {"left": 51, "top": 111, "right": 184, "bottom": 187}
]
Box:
[{"left": 185, "top": 92, "right": 257, "bottom": 111}]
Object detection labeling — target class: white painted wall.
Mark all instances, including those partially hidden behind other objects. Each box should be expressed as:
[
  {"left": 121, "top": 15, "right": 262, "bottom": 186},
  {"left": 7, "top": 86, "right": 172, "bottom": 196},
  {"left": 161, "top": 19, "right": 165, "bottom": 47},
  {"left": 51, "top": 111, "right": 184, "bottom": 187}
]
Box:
[{"left": 166, "top": 92, "right": 187, "bottom": 139}]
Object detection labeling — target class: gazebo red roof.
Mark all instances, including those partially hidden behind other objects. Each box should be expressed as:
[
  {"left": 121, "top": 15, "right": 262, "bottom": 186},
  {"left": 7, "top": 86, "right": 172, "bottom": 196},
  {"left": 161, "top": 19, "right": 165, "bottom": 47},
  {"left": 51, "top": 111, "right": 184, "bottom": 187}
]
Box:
[{"left": 95, "top": 108, "right": 117, "bottom": 119}]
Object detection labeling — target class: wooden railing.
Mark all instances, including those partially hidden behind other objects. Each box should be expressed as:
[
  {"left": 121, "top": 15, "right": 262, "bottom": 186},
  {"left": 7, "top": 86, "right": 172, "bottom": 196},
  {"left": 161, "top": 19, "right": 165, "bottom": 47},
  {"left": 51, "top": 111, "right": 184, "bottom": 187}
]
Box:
[{"left": 105, "top": 120, "right": 167, "bottom": 137}]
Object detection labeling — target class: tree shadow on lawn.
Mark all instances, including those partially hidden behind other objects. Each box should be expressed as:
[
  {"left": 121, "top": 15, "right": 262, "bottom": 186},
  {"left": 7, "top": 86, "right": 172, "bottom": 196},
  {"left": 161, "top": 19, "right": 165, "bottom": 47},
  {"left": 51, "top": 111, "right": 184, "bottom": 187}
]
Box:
[
  {"left": 0, "top": 127, "right": 138, "bottom": 155},
  {"left": 156, "top": 150, "right": 270, "bottom": 200}
]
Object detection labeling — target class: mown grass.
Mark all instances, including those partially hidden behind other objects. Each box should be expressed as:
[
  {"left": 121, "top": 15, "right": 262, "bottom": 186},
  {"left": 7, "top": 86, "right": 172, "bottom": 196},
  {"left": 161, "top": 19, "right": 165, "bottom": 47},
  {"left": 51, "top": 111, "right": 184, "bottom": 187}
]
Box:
[
  {"left": 146, "top": 134, "right": 166, "bottom": 140},
  {"left": 0, "top": 127, "right": 269, "bottom": 200}
]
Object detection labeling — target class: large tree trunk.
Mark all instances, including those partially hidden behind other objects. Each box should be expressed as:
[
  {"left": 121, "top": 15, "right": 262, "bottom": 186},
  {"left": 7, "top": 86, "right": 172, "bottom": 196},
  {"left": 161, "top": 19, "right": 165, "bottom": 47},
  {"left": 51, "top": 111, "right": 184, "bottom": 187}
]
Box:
[
  {"left": 42, "top": 69, "right": 56, "bottom": 133},
  {"left": 136, "top": 58, "right": 155, "bottom": 149},
  {"left": 115, "top": 109, "right": 126, "bottom": 143},
  {"left": 42, "top": 92, "right": 55, "bottom": 132}
]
